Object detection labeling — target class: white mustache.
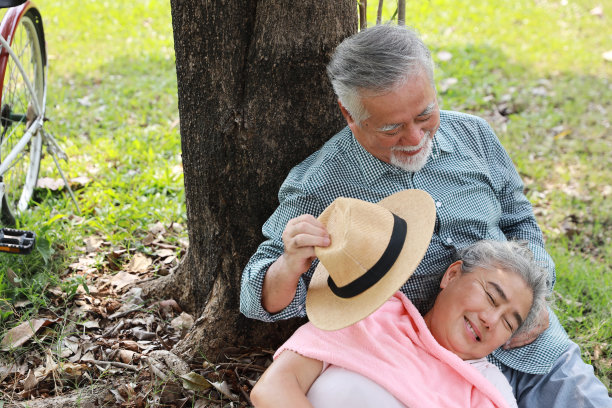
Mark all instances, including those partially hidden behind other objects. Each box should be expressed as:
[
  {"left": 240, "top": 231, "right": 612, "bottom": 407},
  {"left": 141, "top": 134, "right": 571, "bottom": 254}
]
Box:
[{"left": 390, "top": 131, "right": 431, "bottom": 152}]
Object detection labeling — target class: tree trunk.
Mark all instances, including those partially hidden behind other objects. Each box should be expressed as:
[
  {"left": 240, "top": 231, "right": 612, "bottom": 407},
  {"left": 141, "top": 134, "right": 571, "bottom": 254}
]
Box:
[{"left": 149, "top": 0, "right": 356, "bottom": 360}]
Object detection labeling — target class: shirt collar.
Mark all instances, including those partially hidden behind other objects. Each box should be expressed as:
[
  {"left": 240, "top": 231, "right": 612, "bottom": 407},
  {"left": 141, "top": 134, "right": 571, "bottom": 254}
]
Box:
[{"left": 433, "top": 118, "right": 454, "bottom": 153}]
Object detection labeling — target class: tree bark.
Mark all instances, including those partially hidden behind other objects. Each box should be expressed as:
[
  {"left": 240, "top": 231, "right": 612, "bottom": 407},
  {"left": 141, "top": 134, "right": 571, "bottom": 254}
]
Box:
[{"left": 149, "top": 0, "right": 356, "bottom": 360}]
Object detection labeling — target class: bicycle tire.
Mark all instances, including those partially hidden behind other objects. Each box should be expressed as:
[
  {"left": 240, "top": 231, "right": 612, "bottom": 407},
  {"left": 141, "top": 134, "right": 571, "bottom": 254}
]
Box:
[{"left": 0, "top": 7, "right": 45, "bottom": 225}]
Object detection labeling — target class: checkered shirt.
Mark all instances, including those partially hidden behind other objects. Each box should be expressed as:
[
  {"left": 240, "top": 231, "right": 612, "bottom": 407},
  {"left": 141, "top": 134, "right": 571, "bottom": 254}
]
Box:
[{"left": 240, "top": 110, "right": 570, "bottom": 374}]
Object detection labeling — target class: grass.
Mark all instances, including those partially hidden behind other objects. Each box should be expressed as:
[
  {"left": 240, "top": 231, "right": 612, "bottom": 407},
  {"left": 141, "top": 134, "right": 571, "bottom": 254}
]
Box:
[{"left": 0, "top": 0, "right": 610, "bottom": 396}]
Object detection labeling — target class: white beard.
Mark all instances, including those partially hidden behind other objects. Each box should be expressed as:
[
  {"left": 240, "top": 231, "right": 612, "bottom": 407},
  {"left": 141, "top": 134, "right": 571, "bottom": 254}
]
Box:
[{"left": 390, "top": 132, "right": 433, "bottom": 172}]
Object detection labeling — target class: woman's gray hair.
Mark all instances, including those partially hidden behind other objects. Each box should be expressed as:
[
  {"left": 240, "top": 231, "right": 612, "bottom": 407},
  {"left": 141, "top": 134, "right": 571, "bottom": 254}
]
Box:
[
  {"left": 326, "top": 25, "right": 435, "bottom": 124},
  {"left": 457, "top": 240, "right": 550, "bottom": 337}
]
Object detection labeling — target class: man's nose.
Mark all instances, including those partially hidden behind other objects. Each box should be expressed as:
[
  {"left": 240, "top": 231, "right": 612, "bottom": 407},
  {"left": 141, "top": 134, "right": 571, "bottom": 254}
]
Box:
[{"left": 399, "top": 125, "right": 425, "bottom": 146}]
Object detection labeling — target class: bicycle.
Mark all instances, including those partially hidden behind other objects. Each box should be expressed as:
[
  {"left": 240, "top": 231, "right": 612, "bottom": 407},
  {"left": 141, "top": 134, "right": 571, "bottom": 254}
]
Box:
[{"left": 0, "top": 0, "right": 75, "bottom": 254}]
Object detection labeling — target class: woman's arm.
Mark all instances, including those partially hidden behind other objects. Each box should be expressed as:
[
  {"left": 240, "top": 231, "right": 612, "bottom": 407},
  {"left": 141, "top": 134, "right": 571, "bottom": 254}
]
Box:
[{"left": 251, "top": 350, "right": 323, "bottom": 407}]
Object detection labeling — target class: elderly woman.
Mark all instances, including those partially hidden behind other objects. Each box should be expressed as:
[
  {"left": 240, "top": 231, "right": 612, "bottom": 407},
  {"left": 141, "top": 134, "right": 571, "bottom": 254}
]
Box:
[{"left": 250, "top": 193, "right": 549, "bottom": 408}]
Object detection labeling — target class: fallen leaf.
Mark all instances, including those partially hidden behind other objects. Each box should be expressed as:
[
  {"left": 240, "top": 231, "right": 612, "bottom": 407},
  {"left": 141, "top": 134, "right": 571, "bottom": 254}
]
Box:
[
  {"left": 14, "top": 299, "right": 31, "bottom": 308},
  {"left": 126, "top": 253, "right": 152, "bottom": 273},
  {"left": 35, "top": 349, "right": 59, "bottom": 380},
  {"left": 155, "top": 248, "right": 174, "bottom": 258},
  {"left": 5, "top": 268, "right": 21, "bottom": 287},
  {"left": 0, "top": 362, "right": 26, "bottom": 382},
  {"left": 1, "top": 318, "right": 56, "bottom": 350},
  {"left": 36, "top": 177, "right": 64, "bottom": 190},
  {"left": 60, "top": 362, "right": 89, "bottom": 379},
  {"left": 148, "top": 350, "right": 190, "bottom": 375},
  {"left": 181, "top": 371, "right": 212, "bottom": 392},
  {"left": 22, "top": 369, "right": 38, "bottom": 391},
  {"left": 70, "top": 176, "right": 92, "bottom": 187},
  {"left": 78, "top": 320, "right": 100, "bottom": 329},
  {"left": 170, "top": 222, "right": 185, "bottom": 232},
  {"left": 62, "top": 338, "right": 80, "bottom": 356},
  {"left": 132, "top": 328, "right": 156, "bottom": 340},
  {"left": 158, "top": 299, "right": 182, "bottom": 314},
  {"left": 149, "top": 222, "right": 166, "bottom": 235},
  {"left": 110, "top": 271, "right": 139, "bottom": 291},
  {"left": 142, "top": 233, "right": 156, "bottom": 246},
  {"left": 84, "top": 236, "right": 105, "bottom": 253},
  {"left": 110, "top": 388, "right": 126, "bottom": 403},
  {"left": 209, "top": 380, "right": 239, "bottom": 401},
  {"left": 81, "top": 351, "right": 96, "bottom": 362},
  {"left": 171, "top": 312, "right": 194, "bottom": 333},
  {"left": 120, "top": 340, "right": 141, "bottom": 352},
  {"left": 118, "top": 349, "right": 136, "bottom": 364},
  {"left": 68, "top": 256, "right": 97, "bottom": 271}
]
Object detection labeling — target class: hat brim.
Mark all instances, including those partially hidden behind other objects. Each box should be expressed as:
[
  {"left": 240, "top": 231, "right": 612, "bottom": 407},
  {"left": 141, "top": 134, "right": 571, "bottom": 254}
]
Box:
[{"left": 306, "top": 189, "right": 436, "bottom": 331}]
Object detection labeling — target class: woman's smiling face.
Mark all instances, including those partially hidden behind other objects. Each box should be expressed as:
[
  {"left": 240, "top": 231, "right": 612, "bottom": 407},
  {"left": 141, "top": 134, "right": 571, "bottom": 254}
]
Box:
[{"left": 424, "top": 261, "right": 533, "bottom": 360}]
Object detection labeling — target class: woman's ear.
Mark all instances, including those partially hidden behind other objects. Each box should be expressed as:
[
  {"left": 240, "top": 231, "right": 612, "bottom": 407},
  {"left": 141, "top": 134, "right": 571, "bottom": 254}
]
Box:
[{"left": 440, "top": 260, "right": 463, "bottom": 289}]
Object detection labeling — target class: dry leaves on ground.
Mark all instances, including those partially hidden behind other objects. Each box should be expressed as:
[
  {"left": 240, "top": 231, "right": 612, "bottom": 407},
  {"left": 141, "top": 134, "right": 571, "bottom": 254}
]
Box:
[{"left": 0, "top": 222, "right": 273, "bottom": 406}]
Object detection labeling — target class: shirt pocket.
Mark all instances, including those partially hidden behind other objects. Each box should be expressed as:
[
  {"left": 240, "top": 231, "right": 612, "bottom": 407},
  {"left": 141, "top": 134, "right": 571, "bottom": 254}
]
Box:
[{"left": 433, "top": 184, "right": 504, "bottom": 250}]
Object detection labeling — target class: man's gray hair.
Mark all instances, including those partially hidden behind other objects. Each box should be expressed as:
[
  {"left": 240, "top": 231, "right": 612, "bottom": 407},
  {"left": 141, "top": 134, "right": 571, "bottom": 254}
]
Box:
[
  {"left": 327, "top": 25, "right": 435, "bottom": 124},
  {"left": 457, "top": 240, "right": 550, "bottom": 337}
]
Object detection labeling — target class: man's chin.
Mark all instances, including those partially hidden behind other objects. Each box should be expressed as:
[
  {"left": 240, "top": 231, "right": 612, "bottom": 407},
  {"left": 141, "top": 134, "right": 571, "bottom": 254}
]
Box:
[{"left": 390, "top": 150, "right": 431, "bottom": 172}]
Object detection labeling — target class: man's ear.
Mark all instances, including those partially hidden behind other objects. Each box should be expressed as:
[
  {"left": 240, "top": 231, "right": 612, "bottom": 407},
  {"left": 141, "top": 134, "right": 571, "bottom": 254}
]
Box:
[
  {"left": 440, "top": 260, "right": 462, "bottom": 289},
  {"left": 337, "top": 100, "right": 356, "bottom": 127},
  {"left": 338, "top": 99, "right": 358, "bottom": 134}
]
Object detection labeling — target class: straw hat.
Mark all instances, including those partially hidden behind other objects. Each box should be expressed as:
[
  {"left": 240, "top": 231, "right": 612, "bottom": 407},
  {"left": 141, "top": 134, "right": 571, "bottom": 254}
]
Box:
[{"left": 306, "top": 189, "right": 436, "bottom": 330}]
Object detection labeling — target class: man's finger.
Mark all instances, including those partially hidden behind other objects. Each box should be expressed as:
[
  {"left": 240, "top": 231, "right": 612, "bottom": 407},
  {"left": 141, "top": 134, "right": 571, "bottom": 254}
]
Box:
[{"left": 287, "top": 215, "right": 328, "bottom": 235}]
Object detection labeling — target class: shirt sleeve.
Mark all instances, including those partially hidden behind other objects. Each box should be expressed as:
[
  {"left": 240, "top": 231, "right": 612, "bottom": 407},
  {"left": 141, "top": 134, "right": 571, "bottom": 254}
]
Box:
[
  {"left": 239, "top": 178, "right": 326, "bottom": 322},
  {"left": 479, "top": 118, "right": 556, "bottom": 289}
]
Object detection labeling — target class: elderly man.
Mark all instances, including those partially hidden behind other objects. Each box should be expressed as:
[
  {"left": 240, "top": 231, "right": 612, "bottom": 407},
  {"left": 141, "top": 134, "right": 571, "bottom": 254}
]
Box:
[{"left": 240, "top": 25, "right": 611, "bottom": 407}]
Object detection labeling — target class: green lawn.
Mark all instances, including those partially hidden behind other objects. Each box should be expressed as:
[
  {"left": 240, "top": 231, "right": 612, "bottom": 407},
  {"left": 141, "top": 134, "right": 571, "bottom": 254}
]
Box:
[{"left": 1, "top": 0, "right": 610, "bottom": 394}]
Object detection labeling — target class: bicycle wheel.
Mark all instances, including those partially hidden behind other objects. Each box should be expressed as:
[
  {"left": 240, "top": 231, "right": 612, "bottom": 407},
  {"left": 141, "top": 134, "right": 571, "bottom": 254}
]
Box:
[{"left": 0, "top": 8, "right": 45, "bottom": 226}]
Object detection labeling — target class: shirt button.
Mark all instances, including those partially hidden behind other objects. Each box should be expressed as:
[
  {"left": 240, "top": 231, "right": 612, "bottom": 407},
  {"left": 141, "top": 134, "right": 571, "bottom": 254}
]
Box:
[
  {"left": 297, "top": 305, "right": 303, "bottom": 311},
  {"left": 446, "top": 237, "right": 453, "bottom": 244},
  {"left": 436, "top": 201, "right": 442, "bottom": 208}
]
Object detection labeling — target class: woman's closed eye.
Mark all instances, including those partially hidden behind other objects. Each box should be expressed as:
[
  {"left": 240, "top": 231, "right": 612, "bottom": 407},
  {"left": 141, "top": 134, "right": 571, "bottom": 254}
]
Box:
[
  {"left": 504, "top": 318, "right": 514, "bottom": 332},
  {"left": 486, "top": 291, "right": 513, "bottom": 330},
  {"left": 486, "top": 291, "right": 496, "bottom": 306}
]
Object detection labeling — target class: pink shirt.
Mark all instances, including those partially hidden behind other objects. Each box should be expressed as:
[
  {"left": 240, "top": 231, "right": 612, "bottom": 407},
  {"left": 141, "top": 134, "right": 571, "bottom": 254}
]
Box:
[{"left": 276, "top": 292, "right": 510, "bottom": 408}]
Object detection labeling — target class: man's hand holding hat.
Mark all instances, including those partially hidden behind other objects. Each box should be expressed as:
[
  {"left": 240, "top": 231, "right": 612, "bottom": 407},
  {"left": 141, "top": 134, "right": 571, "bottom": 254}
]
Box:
[{"left": 262, "top": 214, "right": 331, "bottom": 314}]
